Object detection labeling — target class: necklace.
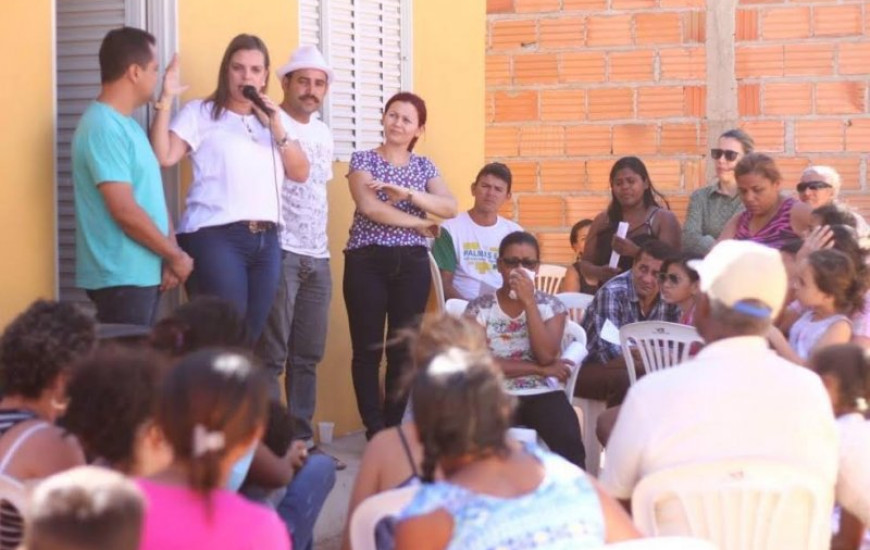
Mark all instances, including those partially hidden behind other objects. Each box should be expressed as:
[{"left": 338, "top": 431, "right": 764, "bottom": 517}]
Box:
[{"left": 237, "top": 114, "right": 257, "bottom": 142}]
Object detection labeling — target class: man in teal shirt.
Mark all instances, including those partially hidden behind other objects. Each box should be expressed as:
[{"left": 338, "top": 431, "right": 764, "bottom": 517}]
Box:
[{"left": 72, "top": 27, "right": 192, "bottom": 325}]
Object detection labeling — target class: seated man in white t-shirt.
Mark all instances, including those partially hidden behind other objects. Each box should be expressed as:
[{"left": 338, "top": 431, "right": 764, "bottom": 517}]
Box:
[
  {"left": 431, "top": 163, "right": 522, "bottom": 301},
  {"left": 601, "top": 240, "right": 838, "bottom": 506}
]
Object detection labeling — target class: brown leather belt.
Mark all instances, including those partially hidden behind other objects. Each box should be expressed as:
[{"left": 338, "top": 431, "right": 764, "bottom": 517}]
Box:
[{"left": 237, "top": 221, "right": 276, "bottom": 233}]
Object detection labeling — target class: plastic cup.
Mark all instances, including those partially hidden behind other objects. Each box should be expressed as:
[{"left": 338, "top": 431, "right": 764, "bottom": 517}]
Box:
[{"left": 318, "top": 421, "right": 335, "bottom": 444}]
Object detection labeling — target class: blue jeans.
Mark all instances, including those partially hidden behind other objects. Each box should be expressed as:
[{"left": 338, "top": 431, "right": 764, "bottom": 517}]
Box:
[
  {"left": 86, "top": 285, "right": 160, "bottom": 326},
  {"left": 343, "top": 245, "right": 431, "bottom": 438},
  {"left": 257, "top": 251, "right": 332, "bottom": 442},
  {"left": 177, "top": 223, "right": 281, "bottom": 342}
]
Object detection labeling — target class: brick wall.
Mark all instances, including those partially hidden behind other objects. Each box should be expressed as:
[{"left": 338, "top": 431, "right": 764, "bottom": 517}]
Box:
[{"left": 485, "top": 0, "right": 870, "bottom": 264}]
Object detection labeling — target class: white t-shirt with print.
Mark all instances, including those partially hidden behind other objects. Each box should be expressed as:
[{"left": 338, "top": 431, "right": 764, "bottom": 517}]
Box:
[
  {"left": 278, "top": 111, "right": 334, "bottom": 258},
  {"left": 440, "top": 212, "right": 523, "bottom": 300}
]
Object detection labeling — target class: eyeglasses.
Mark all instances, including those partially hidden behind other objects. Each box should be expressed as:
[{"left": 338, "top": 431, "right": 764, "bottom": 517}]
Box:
[
  {"left": 796, "top": 180, "right": 833, "bottom": 193},
  {"left": 499, "top": 257, "right": 540, "bottom": 269},
  {"left": 710, "top": 148, "right": 740, "bottom": 162},
  {"left": 657, "top": 272, "right": 682, "bottom": 285}
]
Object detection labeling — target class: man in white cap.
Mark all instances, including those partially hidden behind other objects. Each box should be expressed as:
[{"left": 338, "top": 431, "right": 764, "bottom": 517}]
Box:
[
  {"left": 600, "top": 240, "right": 837, "bottom": 506},
  {"left": 257, "top": 45, "right": 340, "bottom": 466}
]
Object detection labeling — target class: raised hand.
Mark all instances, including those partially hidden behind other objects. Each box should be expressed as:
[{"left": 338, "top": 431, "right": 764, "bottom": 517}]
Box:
[{"left": 160, "top": 54, "right": 189, "bottom": 99}]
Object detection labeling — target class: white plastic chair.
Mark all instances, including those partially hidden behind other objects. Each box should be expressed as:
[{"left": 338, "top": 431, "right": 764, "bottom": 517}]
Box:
[
  {"left": 556, "top": 292, "right": 595, "bottom": 323},
  {"left": 349, "top": 485, "right": 420, "bottom": 550},
  {"left": 562, "top": 320, "right": 587, "bottom": 401},
  {"left": 619, "top": 321, "right": 704, "bottom": 385},
  {"left": 535, "top": 264, "right": 567, "bottom": 295},
  {"left": 428, "top": 251, "right": 445, "bottom": 313},
  {"left": 572, "top": 396, "right": 607, "bottom": 475},
  {"left": 631, "top": 459, "right": 834, "bottom": 550},
  {"left": 444, "top": 298, "right": 468, "bottom": 318},
  {"left": 605, "top": 537, "right": 716, "bottom": 549}
]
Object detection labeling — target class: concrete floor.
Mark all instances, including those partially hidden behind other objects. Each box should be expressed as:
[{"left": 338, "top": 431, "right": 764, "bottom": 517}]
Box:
[{"left": 312, "top": 431, "right": 367, "bottom": 550}]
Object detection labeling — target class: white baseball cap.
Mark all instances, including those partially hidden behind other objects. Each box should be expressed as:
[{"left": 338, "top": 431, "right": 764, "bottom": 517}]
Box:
[
  {"left": 688, "top": 240, "right": 788, "bottom": 318},
  {"left": 276, "top": 44, "right": 333, "bottom": 84}
]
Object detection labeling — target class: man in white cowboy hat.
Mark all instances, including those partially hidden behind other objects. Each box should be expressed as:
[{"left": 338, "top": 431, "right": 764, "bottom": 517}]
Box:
[
  {"left": 600, "top": 240, "right": 837, "bottom": 507},
  {"left": 257, "top": 45, "right": 339, "bottom": 464}
]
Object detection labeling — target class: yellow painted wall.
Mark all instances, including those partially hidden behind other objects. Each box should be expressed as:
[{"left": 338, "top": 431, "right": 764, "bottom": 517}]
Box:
[
  {"left": 176, "top": 0, "right": 485, "bottom": 436},
  {"left": 0, "top": 0, "right": 56, "bottom": 326}
]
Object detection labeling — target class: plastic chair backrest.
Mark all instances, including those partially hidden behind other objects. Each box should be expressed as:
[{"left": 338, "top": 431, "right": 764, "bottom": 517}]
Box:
[
  {"left": 619, "top": 321, "right": 704, "bottom": 385},
  {"left": 444, "top": 298, "right": 468, "bottom": 318},
  {"left": 428, "top": 251, "right": 445, "bottom": 312},
  {"left": 0, "top": 474, "right": 28, "bottom": 550},
  {"left": 535, "top": 264, "right": 567, "bottom": 295},
  {"left": 631, "top": 459, "right": 833, "bottom": 550},
  {"left": 604, "top": 537, "right": 717, "bottom": 549},
  {"left": 349, "top": 485, "right": 420, "bottom": 550},
  {"left": 556, "top": 292, "right": 594, "bottom": 323},
  {"left": 562, "top": 320, "right": 587, "bottom": 400}
]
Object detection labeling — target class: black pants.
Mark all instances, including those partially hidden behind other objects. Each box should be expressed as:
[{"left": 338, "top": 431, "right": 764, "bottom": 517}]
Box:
[
  {"left": 86, "top": 285, "right": 160, "bottom": 326},
  {"left": 516, "top": 391, "right": 586, "bottom": 469},
  {"left": 343, "top": 245, "right": 431, "bottom": 439}
]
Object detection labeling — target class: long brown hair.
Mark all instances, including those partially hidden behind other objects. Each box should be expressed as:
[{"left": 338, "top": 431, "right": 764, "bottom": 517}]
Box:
[{"left": 206, "top": 34, "right": 271, "bottom": 120}]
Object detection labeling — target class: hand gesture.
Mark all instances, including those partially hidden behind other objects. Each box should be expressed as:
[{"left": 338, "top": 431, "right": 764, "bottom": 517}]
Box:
[
  {"left": 367, "top": 180, "right": 411, "bottom": 204},
  {"left": 160, "top": 54, "right": 189, "bottom": 99},
  {"left": 508, "top": 268, "right": 536, "bottom": 307},
  {"left": 167, "top": 249, "right": 194, "bottom": 283},
  {"left": 797, "top": 225, "right": 834, "bottom": 263},
  {"left": 611, "top": 235, "right": 640, "bottom": 257}
]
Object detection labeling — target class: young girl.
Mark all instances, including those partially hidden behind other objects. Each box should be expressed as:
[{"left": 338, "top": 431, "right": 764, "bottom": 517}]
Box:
[
  {"left": 659, "top": 253, "right": 701, "bottom": 326},
  {"left": 769, "top": 249, "right": 865, "bottom": 365},
  {"left": 137, "top": 349, "right": 290, "bottom": 550}
]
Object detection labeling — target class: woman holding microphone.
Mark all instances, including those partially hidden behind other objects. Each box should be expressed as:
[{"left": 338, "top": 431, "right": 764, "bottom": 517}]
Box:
[{"left": 150, "top": 34, "right": 309, "bottom": 341}]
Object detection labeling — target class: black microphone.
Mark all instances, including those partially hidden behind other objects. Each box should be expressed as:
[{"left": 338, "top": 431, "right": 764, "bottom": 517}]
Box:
[{"left": 242, "top": 85, "right": 273, "bottom": 116}]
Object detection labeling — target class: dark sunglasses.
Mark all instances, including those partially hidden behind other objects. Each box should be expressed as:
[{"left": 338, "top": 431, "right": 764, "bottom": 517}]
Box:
[
  {"left": 796, "top": 180, "right": 833, "bottom": 193},
  {"left": 657, "top": 272, "right": 682, "bottom": 285},
  {"left": 500, "top": 257, "right": 540, "bottom": 269},
  {"left": 710, "top": 148, "right": 740, "bottom": 162}
]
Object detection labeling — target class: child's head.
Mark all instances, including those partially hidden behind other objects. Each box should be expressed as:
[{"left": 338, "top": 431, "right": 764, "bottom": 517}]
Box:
[
  {"left": 156, "top": 349, "right": 268, "bottom": 492},
  {"left": 25, "top": 466, "right": 144, "bottom": 550},
  {"left": 809, "top": 344, "right": 870, "bottom": 417},
  {"left": 795, "top": 249, "right": 864, "bottom": 316},
  {"left": 569, "top": 219, "right": 593, "bottom": 257},
  {"left": 63, "top": 346, "right": 172, "bottom": 476},
  {"left": 658, "top": 253, "right": 701, "bottom": 307},
  {"left": 151, "top": 297, "right": 249, "bottom": 355},
  {"left": 263, "top": 400, "right": 294, "bottom": 457},
  {"left": 410, "top": 317, "right": 514, "bottom": 482}
]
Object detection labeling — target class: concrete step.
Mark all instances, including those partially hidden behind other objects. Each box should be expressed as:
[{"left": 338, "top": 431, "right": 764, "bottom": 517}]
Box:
[{"left": 313, "top": 431, "right": 367, "bottom": 550}]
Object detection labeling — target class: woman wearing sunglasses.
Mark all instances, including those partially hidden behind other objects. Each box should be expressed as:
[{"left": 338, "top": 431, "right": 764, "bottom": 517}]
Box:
[
  {"left": 658, "top": 254, "right": 701, "bottom": 326},
  {"left": 719, "top": 153, "right": 814, "bottom": 249},
  {"left": 682, "top": 129, "right": 753, "bottom": 255}
]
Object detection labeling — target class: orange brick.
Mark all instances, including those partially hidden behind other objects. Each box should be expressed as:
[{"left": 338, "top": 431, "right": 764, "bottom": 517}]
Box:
[
  {"left": 807, "top": 156, "right": 861, "bottom": 190},
  {"left": 498, "top": 199, "right": 515, "bottom": 220},
  {"left": 559, "top": 52, "right": 607, "bottom": 83},
  {"left": 668, "top": 194, "right": 691, "bottom": 222},
  {"left": 645, "top": 159, "right": 682, "bottom": 191},
  {"left": 684, "top": 86, "right": 706, "bottom": 117},
  {"left": 844, "top": 195, "right": 870, "bottom": 221},
  {"left": 846, "top": 119, "right": 870, "bottom": 153},
  {"left": 487, "top": 0, "right": 514, "bottom": 13},
  {"left": 486, "top": 54, "right": 511, "bottom": 86},
  {"left": 563, "top": 0, "right": 607, "bottom": 9},
  {"left": 565, "top": 125, "right": 612, "bottom": 155},
  {"left": 566, "top": 196, "right": 610, "bottom": 221},
  {"left": 485, "top": 92, "right": 495, "bottom": 123},
  {"left": 661, "top": 0, "right": 705, "bottom": 7},
  {"left": 816, "top": 82, "right": 865, "bottom": 115},
  {"left": 586, "top": 14, "right": 633, "bottom": 47},
  {"left": 486, "top": 126, "right": 520, "bottom": 157},
  {"left": 682, "top": 11, "right": 706, "bottom": 43},
  {"left": 539, "top": 17, "right": 585, "bottom": 48},
  {"left": 515, "top": 0, "right": 560, "bottom": 12},
  {"left": 540, "top": 161, "right": 586, "bottom": 192},
  {"left": 795, "top": 120, "right": 844, "bottom": 152},
  {"left": 513, "top": 54, "right": 559, "bottom": 84},
  {"left": 761, "top": 7, "right": 811, "bottom": 40},
  {"left": 660, "top": 123, "right": 699, "bottom": 154},
  {"left": 738, "top": 84, "right": 761, "bottom": 117},
  {"left": 612, "top": 0, "right": 656, "bottom": 7},
  {"left": 493, "top": 91, "right": 539, "bottom": 122},
  {"left": 609, "top": 50, "right": 655, "bottom": 82},
  {"left": 613, "top": 124, "right": 658, "bottom": 155},
  {"left": 814, "top": 5, "right": 862, "bottom": 37},
  {"left": 736, "top": 46, "right": 784, "bottom": 78},
  {"left": 517, "top": 196, "right": 565, "bottom": 227},
  {"left": 839, "top": 43, "right": 870, "bottom": 76},
  {"left": 736, "top": 9, "right": 759, "bottom": 42},
  {"left": 774, "top": 157, "right": 810, "bottom": 187},
  {"left": 784, "top": 43, "right": 834, "bottom": 76},
  {"left": 660, "top": 47, "right": 706, "bottom": 80},
  {"left": 683, "top": 159, "right": 706, "bottom": 190},
  {"left": 588, "top": 88, "right": 634, "bottom": 120},
  {"left": 585, "top": 160, "right": 615, "bottom": 191},
  {"left": 638, "top": 87, "right": 685, "bottom": 118},
  {"left": 490, "top": 20, "right": 537, "bottom": 51},
  {"left": 540, "top": 89, "right": 586, "bottom": 121},
  {"left": 740, "top": 120, "right": 785, "bottom": 152},
  {"left": 635, "top": 13, "right": 683, "bottom": 45},
  {"left": 537, "top": 233, "right": 575, "bottom": 265},
  {"left": 762, "top": 82, "right": 812, "bottom": 116},
  {"left": 507, "top": 161, "right": 538, "bottom": 192},
  {"left": 519, "top": 126, "right": 565, "bottom": 156}
]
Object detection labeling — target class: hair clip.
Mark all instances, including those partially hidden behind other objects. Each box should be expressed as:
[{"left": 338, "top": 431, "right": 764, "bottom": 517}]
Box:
[
  {"left": 192, "top": 424, "right": 226, "bottom": 457},
  {"left": 427, "top": 347, "right": 472, "bottom": 376}
]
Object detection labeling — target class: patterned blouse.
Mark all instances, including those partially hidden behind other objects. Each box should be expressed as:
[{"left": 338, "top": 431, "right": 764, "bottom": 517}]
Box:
[
  {"left": 466, "top": 291, "right": 567, "bottom": 394},
  {"left": 398, "top": 442, "right": 605, "bottom": 550},
  {"left": 734, "top": 197, "right": 799, "bottom": 250},
  {"left": 345, "top": 149, "right": 440, "bottom": 250}
]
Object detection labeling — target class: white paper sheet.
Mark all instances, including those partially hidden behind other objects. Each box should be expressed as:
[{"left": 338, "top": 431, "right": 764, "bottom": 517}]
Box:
[
  {"left": 601, "top": 319, "right": 622, "bottom": 346},
  {"left": 608, "top": 221, "right": 630, "bottom": 269}
]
